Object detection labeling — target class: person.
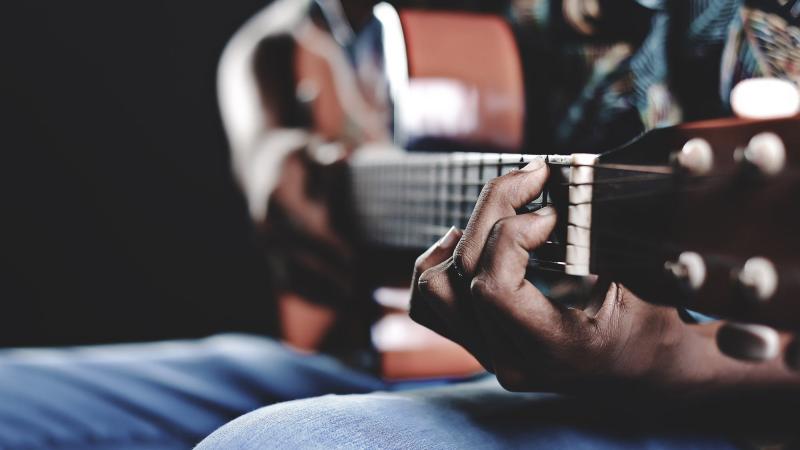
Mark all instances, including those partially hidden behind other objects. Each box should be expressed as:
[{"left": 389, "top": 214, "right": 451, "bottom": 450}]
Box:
[
  {"left": 0, "top": 1, "right": 798, "bottom": 450},
  {"left": 196, "top": 163, "right": 800, "bottom": 450},
  {"left": 197, "top": 0, "right": 800, "bottom": 448}
]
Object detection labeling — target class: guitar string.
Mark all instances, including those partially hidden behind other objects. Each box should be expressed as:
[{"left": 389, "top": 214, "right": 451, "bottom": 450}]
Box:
[{"left": 350, "top": 159, "right": 771, "bottom": 263}]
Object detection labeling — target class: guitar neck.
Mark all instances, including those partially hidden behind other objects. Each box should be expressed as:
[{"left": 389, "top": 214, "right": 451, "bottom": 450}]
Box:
[{"left": 348, "top": 150, "right": 573, "bottom": 251}]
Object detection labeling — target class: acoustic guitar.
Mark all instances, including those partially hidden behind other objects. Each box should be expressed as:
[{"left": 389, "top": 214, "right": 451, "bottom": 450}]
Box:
[
  {"left": 283, "top": 2, "right": 799, "bottom": 377},
  {"left": 349, "top": 116, "right": 800, "bottom": 329},
  {"left": 360, "top": 5, "right": 800, "bottom": 329}
]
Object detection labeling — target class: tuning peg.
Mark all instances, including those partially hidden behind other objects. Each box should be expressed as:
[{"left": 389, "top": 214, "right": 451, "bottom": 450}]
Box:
[
  {"left": 735, "top": 132, "right": 786, "bottom": 176},
  {"left": 734, "top": 257, "right": 778, "bottom": 303},
  {"left": 717, "top": 322, "right": 780, "bottom": 362},
  {"left": 675, "top": 138, "right": 713, "bottom": 175},
  {"left": 664, "top": 251, "right": 707, "bottom": 292}
]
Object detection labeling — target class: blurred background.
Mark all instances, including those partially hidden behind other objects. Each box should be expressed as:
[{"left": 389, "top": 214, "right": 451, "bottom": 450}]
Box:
[{"left": 0, "top": 1, "right": 279, "bottom": 346}]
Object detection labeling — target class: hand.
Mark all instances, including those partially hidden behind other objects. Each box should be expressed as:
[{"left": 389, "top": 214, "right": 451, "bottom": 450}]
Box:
[{"left": 409, "top": 160, "right": 800, "bottom": 397}]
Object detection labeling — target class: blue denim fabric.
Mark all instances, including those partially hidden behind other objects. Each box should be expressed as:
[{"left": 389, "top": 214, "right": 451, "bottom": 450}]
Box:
[
  {"left": 197, "top": 377, "right": 741, "bottom": 450},
  {"left": 0, "top": 334, "right": 744, "bottom": 450},
  {"left": 0, "top": 334, "right": 384, "bottom": 450}
]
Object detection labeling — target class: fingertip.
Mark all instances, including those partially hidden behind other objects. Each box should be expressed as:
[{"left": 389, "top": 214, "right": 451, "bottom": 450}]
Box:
[
  {"left": 520, "top": 158, "right": 546, "bottom": 172},
  {"left": 417, "top": 227, "right": 462, "bottom": 273},
  {"left": 437, "top": 226, "right": 463, "bottom": 250}
]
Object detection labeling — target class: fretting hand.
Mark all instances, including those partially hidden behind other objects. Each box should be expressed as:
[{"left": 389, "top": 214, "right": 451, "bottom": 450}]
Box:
[{"left": 410, "top": 159, "right": 800, "bottom": 397}]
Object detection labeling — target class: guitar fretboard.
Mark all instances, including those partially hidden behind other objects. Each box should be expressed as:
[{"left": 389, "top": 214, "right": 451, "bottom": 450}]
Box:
[{"left": 349, "top": 151, "right": 572, "bottom": 250}]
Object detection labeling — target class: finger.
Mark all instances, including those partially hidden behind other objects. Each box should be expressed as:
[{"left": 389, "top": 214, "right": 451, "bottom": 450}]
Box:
[
  {"left": 412, "top": 227, "right": 462, "bottom": 283},
  {"left": 454, "top": 159, "right": 549, "bottom": 279},
  {"left": 477, "top": 208, "right": 557, "bottom": 290},
  {"left": 405, "top": 290, "right": 453, "bottom": 342},
  {"left": 415, "top": 258, "right": 459, "bottom": 321},
  {"left": 470, "top": 209, "right": 568, "bottom": 377},
  {"left": 470, "top": 207, "right": 566, "bottom": 339},
  {"left": 409, "top": 227, "right": 462, "bottom": 344},
  {"left": 412, "top": 259, "right": 493, "bottom": 370}
]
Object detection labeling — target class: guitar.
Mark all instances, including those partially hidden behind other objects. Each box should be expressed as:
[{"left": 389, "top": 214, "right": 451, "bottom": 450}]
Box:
[
  {"left": 346, "top": 5, "right": 800, "bottom": 330},
  {"left": 268, "top": 2, "right": 799, "bottom": 377},
  {"left": 348, "top": 115, "right": 800, "bottom": 330}
]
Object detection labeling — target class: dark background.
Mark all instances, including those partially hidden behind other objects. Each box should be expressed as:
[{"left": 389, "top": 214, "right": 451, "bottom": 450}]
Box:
[{"left": 0, "top": 1, "right": 279, "bottom": 346}]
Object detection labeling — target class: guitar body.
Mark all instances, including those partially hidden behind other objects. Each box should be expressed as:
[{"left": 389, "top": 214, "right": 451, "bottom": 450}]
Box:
[{"left": 285, "top": 4, "right": 527, "bottom": 379}]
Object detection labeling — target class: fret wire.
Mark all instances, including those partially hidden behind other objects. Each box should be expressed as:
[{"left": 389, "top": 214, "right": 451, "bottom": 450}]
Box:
[
  {"left": 460, "top": 157, "right": 467, "bottom": 229},
  {"left": 354, "top": 159, "right": 567, "bottom": 169},
  {"left": 449, "top": 157, "right": 456, "bottom": 229}
]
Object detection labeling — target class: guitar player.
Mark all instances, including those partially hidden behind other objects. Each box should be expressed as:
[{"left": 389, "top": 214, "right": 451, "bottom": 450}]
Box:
[
  {"left": 203, "top": 0, "right": 800, "bottom": 447},
  {"left": 2, "top": 0, "right": 800, "bottom": 449}
]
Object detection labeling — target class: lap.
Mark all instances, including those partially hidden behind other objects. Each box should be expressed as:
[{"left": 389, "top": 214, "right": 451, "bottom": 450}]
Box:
[
  {"left": 0, "top": 334, "right": 383, "bottom": 450},
  {"left": 197, "top": 377, "right": 741, "bottom": 450}
]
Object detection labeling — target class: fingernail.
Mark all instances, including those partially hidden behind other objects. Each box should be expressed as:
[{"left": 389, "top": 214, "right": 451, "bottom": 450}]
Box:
[
  {"left": 533, "top": 206, "right": 556, "bottom": 216},
  {"left": 716, "top": 323, "right": 780, "bottom": 362},
  {"left": 437, "top": 226, "right": 461, "bottom": 249},
  {"left": 520, "top": 159, "right": 546, "bottom": 172}
]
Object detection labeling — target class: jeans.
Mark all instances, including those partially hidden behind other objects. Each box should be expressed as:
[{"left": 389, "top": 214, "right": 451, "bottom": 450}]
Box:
[
  {"left": 196, "top": 377, "right": 741, "bottom": 450},
  {"left": 0, "top": 334, "right": 742, "bottom": 450},
  {"left": 0, "top": 334, "right": 383, "bottom": 450}
]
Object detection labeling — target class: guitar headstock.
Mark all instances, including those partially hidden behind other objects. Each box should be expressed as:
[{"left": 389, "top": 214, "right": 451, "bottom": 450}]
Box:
[{"left": 588, "top": 116, "right": 800, "bottom": 329}]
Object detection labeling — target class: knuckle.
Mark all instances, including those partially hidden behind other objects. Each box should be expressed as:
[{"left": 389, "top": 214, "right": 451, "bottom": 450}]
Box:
[
  {"left": 481, "top": 177, "right": 506, "bottom": 201},
  {"left": 471, "top": 274, "right": 516, "bottom": 304},
  {"left": 490, "top": 218, "right": 517, "bottom": 242},
  {"left": 470, "top": 275, "right": 499, "bottom": 301},
  {"left": 452, "top": 249, "right": 474, "bottom": 277},
  {"left": 417, "top": 268, "right": 445, "bottom": 299}
]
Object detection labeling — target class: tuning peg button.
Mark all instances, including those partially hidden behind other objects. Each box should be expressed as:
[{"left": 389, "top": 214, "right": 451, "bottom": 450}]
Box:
[
  {"left": 736, "top": 132, "right": 786, "bottom": 176},
  {"left": 665, "top": 251, "right": 707, "bottom": 292},
  {"left": 676, "top": 138, "right": 714, "bottom": 175},
  {"left": 735, "top": 257, "right": 778, "bottom": 303}
]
